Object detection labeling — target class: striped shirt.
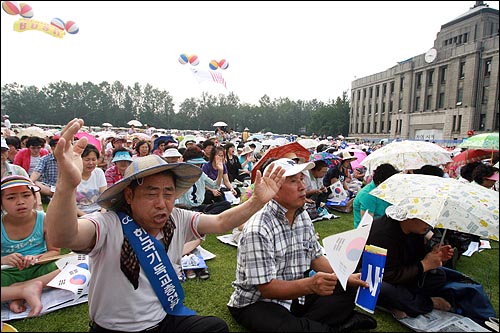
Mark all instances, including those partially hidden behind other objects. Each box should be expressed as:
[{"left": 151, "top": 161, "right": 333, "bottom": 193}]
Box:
[{"left": 227, "top": 200, "right": 323, "bottom": 310}]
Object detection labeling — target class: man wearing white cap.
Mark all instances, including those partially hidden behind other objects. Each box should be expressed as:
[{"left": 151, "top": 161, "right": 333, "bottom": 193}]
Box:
[
  {"left": 46, "top": 119, "right": 286, "bottom": 332},
  {"left": 3, "top": 115, "right": 11, "bottom": 129},
  {"left": 227, "top": 158, "right": 377, "bottom": 332}
]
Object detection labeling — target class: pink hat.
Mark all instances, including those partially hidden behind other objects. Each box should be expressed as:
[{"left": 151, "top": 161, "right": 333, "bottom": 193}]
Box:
[{"left": 485, "top": 172, "right": 499, "bottom": 181}]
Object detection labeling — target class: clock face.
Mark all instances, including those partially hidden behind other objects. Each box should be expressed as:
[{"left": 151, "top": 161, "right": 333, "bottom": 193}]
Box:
[{"left": 425, "top": 48, "right": 437, "bottom": 63}]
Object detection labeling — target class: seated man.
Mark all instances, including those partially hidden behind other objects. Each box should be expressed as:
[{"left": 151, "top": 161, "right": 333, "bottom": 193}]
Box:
[
  {"left": 352, "top": 163, "right": 399, "bottom": 228},
  {"left": 227, "top": 158, "right": 377, "bottom": 332},
  {"left": 364, "top": 204, "right": 455, "bottom": 318}
]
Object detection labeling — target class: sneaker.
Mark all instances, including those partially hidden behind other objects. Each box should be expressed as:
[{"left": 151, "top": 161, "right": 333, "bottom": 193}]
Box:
[
  {"left": 198, "top": 268, "right": 210, "bottom": 280},
  {"left": 185, "top": 269, "right": 197, "bottom": 279}
]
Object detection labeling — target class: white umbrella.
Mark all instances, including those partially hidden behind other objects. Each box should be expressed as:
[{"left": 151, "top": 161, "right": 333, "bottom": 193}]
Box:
[
  {"left": 127, "top": 120, "right": 143, "bottom": 127},
  {"left": 102, "top": 122, "right": 113, "bottom": 127},
  {"left": 370, "top": 174, "right": 499, "bottom": 240},
  {"left": 297, "top": 138, "right": 319, "bottom": 150},
  {"left": 360, "top": 140, "right": 452, "bottom": 175},
  {"left": 18, "top": 126, "right": 46, "bottom": 138},
  {"left": 213, "top": 121, "right": 228, "bottom": 127}
]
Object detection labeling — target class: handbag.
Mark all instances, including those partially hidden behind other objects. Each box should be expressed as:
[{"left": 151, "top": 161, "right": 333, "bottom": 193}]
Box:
[{"left": 439, "top": 267, "right": 496, "bottom": 324}]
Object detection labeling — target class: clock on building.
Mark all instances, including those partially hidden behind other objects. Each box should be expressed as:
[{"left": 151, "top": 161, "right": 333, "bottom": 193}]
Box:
[{"left": 424, "top": 48, "right": 437, "bottom": 63}]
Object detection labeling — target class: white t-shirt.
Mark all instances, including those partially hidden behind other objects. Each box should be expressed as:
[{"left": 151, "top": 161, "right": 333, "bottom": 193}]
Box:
[
  {"left": 4, "top": 118, "right": 11, "bottom": 129},
  {"left": 84, "top": 209, "right": 203, "bottom": 331},
  {"left": 29, "top": 156, "right": 41, "bottom": 175},
  {"left": 76, "top": 168, "right": 107, "bottom": 214}
]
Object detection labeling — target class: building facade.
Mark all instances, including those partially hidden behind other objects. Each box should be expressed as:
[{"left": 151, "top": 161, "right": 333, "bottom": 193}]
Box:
[{"left": 348, "top": 1, "right": 499, "bottom": 145}]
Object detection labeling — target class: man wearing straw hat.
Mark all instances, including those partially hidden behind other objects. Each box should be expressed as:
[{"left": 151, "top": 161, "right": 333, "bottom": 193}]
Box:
[{"left": 46, "top": 118, "right": 286, "bottom": 332}]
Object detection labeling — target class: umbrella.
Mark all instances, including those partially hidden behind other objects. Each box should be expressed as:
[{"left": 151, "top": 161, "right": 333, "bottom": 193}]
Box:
[
  {"left": 213, "top": 121, "right": 228, "bottom": 127},
  {"left": 75, "top": 132, "right": 102, "bottom": 150},
  {"left": 360, "top": 140, "right": 452, "bottom": 175},
  {"left": 458, "top": 133, "right": 499, "bottom": 150},
  {"left": 335, "top": 148, "right": 367, "bottom": 169},
  {"left": 370, "top": 173, "right": 499, "bottom": 240},
  {"left": 297, "top": 138, "right": 319, "bottom": 150},
  {"left": 309, "top": 152, "right": 341, "bottom": 168},
  {"left": 447, "top": 149, "right": 498, "bottom": 169},
  {"left": 251, "top": 141, "right": 311, "bottom": 183},
  {"left": 18, "top": 126, "right": 47, "bottom": 138},
  {"left": 130, "top": 132, "right": 151, "bottom": 141},
  {"left": 102, "top": 122, "right": 113, "bottom": 127},
  {"left": 127, "top": 120, "right": 143, "bottom": 127}
]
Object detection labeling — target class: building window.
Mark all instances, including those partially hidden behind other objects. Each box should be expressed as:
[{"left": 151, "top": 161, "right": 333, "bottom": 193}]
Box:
[
  {"left": 482, "top": 86, "right": 489, "bottom": 104},
  {"left": 484, "top": 59, "right": 492, "bottom": 77},
  {"left": 369, "top": 87, "right": 373, "bottom": 99},
  {"left": 416, "top": 72, "right": 422, "bottom": 88},
  {"left": 362, "top": 105, "right": 365, "bottom": 115},
  {"left": 438, "top": 92, "right": 445, "bottom": 108},
  {"left": 440, "top": 66, "right": 447, "bottom": 84},
  {"left": 381, "top": 121, "right": 384, "bottom": 132},
  {"left": 452, "top": 115, "right": 457, "bottom": 132},
  {"left": 388, "top": 120, "right": 391, "bottom": 132},
  {"left": 376, "top": 86, "right": 379, "bottom": 97},
  {"left": 374, "top": 122, "right": 377, "bottom": 132},
  {"left": 457, "top": 88, "right": 463, "bottom": 105},
  {"left": 400, "top": 77, "right": 404, "bottom": 92},
  {"left": 459, "top": 62, "right": 465, "bottom": 79},
  {"left": 463, "top": 33, "right": 468, "bottom": 43},
  {"left": 390, "top": 82, "right": 395, "bottom": 94},
  {"left": 368, "top": 105, "right": 372, "bottom": 115},
  {"left": 479, "top": 114, "right": 486, "bottom": 129},
  {"left": 357, "top": 90, "right": 360, "bottom": 101},
  {"left": 382, "top": 102, "right": 386, "bottom": 114},
  {"left": 457, "top": 115, "right": 462, "bottom": 132},
  {"left": 383, "top": 83, "right": 387, "bottom": 95},
  {"left": 427, "top": 70, "right": 434, "bottom": 86},
  {"left": 426, "top": 94, "right": 432, "bottom": 110},
  {"left": 414, "top": 96, "right": 420, "bottom": 112},
  {"left": 367, "top": 122, "right": 370, "bottom": 133},
  {"left": 389, "top": 101, "right": 393, "bottom": 113}
]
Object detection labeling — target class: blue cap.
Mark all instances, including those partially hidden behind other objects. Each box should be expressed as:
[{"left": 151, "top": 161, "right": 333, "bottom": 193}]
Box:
[{"left": 112, "top": 151, "right": 133, "bottom": 163}]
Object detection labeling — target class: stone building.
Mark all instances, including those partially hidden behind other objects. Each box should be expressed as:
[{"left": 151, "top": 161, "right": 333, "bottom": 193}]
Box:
[{"left": 349, "top": 1, "right": 498, "bottom": 145}]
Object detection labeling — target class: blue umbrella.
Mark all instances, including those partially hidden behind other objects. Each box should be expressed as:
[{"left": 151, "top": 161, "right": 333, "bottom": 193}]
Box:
[{"left": 310, "top": 152, "right": 341, "bottom": 168}]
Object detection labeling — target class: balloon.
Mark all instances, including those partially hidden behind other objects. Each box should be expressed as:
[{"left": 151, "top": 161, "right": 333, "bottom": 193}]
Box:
[
  {"left": 19, "top": 2, "right": 33, "bottom": 18},
  {"left": 179, "top": 53, "right": 189, "bottom": 64},
  {"left": 65, "top": 20, "right": 79, "bottom": 34},
  {"left": 218, "top": 59, "right": 229, "bottom": 70},
  {"left": 14, "top": 18, "right": 65, "bottom": 38},
  {"left": 2, "top": 1, "right": 20, "bottom": 15},
  {"left": 209, "top": 60, "right": 219, "bottom": 70},
  {"left": 189, "top": 55, "right": 199, "bottom": 66},
  {"left": 50, "top": 17, "right": 65, "bottom": 30}
]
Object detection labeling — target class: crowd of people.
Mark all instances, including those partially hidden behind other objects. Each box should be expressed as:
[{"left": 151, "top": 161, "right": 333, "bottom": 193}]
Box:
[{"left": 1, "top": 116, "right": 498, "bottom": 331}]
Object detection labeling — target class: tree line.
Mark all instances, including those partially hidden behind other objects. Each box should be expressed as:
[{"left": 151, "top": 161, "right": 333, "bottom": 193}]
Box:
[{"left": 1, "top": 81, "right": 350, "bottom": 136}]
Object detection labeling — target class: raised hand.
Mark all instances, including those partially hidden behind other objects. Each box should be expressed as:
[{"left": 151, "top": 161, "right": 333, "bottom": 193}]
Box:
[
  {"left": 252, "top": 163, "right": 285, "bottom": 204},
  {"left": 53, "top": 118, "right": 88, "bottom": 188}
]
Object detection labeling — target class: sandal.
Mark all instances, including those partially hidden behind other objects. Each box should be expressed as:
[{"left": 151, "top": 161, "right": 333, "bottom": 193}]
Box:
[{"left": 198, "top": 268, "right": 210, "bottom": 280}]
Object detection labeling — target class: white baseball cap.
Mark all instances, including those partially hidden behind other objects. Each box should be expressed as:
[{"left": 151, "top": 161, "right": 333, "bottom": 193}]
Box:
[{"left": 267, "top": 158, "right": 315, "bottom": 177}]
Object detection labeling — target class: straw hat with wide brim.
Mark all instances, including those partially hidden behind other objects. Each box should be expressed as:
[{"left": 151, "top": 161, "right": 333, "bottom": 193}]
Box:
[
  {"left": 339, "top": 151, "right": 358, "bottom": 161},
  {"left": 97, "top": 155, "right": 201, "bottom": 210}
]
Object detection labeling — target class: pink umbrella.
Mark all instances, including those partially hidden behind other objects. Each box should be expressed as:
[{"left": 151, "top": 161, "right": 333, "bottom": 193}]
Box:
[
  {"left": 75, "top": 132, "right": 101, "bottom": 151},
  {"left": 336, "top": 148, "right": 367, "bottom": 169}
]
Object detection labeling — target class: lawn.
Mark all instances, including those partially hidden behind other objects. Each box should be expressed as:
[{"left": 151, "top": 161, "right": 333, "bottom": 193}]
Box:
[{"left": 9, "top": 211, "right": 499, "bottom": 332}]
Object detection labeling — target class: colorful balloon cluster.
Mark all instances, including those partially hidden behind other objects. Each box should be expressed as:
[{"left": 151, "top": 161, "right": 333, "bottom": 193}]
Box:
[
  {"left": 179, "top": 54, "right": 200, "bottom": 66},
  {"left": 2, "top": 1, "right": 32, "bottom": 17},
  {"left": 50, "top": 17, "right": 79, "bottom": 34},
  {"left": 178, "top": 53, "right": 229, "bottom": 70},
  {"left": 209, "top": 59, "right": 229, "bottom": 70},
  {"left": 1, "top": 1, "right": 79, "bottom": 36}
]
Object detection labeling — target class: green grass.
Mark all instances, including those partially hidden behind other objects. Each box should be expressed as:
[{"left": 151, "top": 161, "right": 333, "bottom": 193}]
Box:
[{"left": 9, "top": 212, "right": 499, "bottom": 332}]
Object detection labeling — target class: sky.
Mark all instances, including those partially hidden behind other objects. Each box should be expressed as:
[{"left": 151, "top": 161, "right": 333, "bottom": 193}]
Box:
[{"left": 2, "top": 1, "right": 499, "bottom": 109}]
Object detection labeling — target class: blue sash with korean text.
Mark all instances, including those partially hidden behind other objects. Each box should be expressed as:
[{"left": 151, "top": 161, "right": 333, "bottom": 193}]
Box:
[{"left": 117, "top": 211, "right": 196, "bottom": 316}]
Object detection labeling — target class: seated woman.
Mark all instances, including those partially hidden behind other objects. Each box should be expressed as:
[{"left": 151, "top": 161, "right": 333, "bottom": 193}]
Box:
[
  {"left": 1, "top": 175, "right": 61, "bottom": 313},
  {"left": 76, "top": 144, "right": 108, "bottom": 217}
]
